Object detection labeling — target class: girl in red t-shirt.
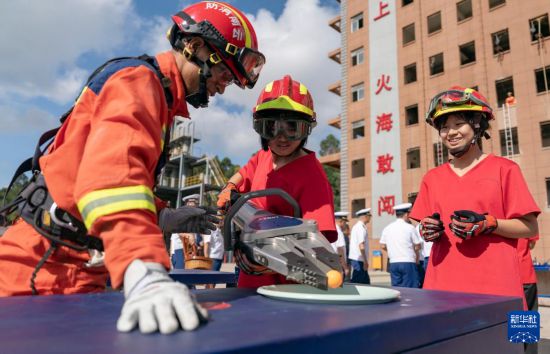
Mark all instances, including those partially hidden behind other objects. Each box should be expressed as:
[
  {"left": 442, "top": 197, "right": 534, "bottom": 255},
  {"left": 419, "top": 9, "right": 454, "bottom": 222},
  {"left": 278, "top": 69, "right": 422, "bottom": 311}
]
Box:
[
  {"left": 216, "top": 75, "right": 337, "bottom": 288},
  {"left": 409, "top": 86, "right": 539, "bottom": 309}
]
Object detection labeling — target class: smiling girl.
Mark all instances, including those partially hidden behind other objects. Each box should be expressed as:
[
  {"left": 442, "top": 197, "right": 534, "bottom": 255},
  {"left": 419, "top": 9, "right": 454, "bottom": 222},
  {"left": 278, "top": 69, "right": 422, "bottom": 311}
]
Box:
[
  {"left": 216, "top": 75, "right": 337, "bottom": 288},
  {"left": 409, "top": 86, "right": 539, "bottom": 309}
]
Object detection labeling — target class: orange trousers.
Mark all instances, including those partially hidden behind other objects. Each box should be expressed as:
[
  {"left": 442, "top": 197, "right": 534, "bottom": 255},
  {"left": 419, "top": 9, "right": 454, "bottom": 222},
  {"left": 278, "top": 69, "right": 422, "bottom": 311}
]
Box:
[{"left": 0, "top": 219, "right": 108, "bottom": 296}]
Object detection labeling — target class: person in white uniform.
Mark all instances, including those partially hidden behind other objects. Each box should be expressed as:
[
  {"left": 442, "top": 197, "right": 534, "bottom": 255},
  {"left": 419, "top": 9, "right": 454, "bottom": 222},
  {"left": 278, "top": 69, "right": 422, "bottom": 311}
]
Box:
[
  {"left": 380, "top": 203, "right": 422, "bottom": 288},
  {"left": 415, "top": 223, "right": 432, "bottom": 288},
  {"left": 349, "top": 208, "right": 371, "bottom": 284},
  {"left": 204, "top": 218, "right": 225, "bottom": 271},
  {"left": 333, "top": 211, "right": 349, "bottom": 277}
]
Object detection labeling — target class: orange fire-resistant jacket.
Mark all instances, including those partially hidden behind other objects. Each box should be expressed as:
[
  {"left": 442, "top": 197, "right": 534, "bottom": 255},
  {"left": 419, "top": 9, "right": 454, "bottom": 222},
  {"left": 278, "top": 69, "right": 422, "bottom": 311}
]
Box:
[{"left": 0, "top": 51, "right": 190, "bottom": 295}]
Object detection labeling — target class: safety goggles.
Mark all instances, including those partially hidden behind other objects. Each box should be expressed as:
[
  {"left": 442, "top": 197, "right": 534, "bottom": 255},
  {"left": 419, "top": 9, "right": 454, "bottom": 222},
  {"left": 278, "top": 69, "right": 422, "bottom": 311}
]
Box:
[
  {"left": 253, "top": 118, "right": 312, "bottom": 141},
  {"left": 233, "top": 47, "right": 265, "bottom": 89},
  {"left": 198, "top": 21, "right": 265, "bottom": 89},
  {"left": 426, "top": 89, "right": 491, "bottom": 123},
  {"left": 209, "top": 45, "right": 265, "bottom": 89}
]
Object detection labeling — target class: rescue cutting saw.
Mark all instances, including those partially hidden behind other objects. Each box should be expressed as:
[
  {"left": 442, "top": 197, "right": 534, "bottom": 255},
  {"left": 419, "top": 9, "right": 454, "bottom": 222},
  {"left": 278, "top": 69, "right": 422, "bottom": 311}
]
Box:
[{"left": 223, "top": 189, "right": 343, "bottom": 290}]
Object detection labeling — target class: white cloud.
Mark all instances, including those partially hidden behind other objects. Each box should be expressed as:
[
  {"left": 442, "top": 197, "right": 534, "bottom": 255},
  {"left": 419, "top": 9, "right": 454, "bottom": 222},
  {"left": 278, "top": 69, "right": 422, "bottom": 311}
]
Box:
[
  {"left": 184, "top": 0, "right": 341, "bottom": 165},
  {"left": 0, "top": 0, "right": 138, "bottom": 104},
  {"left": 0, "top": 0, "right": 341, "bottom": 168},
  {"left": 141, "top": 16, "right": 173, "bottom": 54},
  {"left": 0, "top": 104, "right": 58, "bottom": 132}
]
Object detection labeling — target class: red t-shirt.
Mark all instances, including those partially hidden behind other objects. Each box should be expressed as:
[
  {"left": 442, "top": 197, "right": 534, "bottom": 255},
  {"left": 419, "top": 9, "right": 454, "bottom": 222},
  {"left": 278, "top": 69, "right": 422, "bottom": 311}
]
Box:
[
  {"left": 517, "top": 236, "right": 539, "bottom": 284},
  {"left": 236, "top": 148, "right": 336, "bottom": 288},
  {"left": 410, "top": 154, "right": 540, "bottom": 308}
]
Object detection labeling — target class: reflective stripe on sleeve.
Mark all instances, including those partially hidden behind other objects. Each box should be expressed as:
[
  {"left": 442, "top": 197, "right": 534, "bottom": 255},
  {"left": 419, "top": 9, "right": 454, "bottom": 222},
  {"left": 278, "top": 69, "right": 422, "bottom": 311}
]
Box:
[{"left": 77, "top": 185, "right": 156, "bottom": 229}]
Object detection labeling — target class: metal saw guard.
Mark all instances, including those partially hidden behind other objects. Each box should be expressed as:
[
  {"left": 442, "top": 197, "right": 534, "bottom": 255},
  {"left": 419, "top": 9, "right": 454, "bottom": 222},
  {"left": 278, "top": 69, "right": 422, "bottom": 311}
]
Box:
[{"left": 222, "top": 188, "right": 301, "bottom": 252}]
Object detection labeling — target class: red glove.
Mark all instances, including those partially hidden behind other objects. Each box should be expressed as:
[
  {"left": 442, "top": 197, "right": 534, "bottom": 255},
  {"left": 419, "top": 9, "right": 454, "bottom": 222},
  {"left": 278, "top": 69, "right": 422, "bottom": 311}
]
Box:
[
  {"left": 419, "top": 213, "right": 444, "bottom": 241},
  {"left": 449, "top": 210, "right": 498, "bottom": 240},
  {"left": 216, "top": 182, "right": 238, "bottom": 212}
]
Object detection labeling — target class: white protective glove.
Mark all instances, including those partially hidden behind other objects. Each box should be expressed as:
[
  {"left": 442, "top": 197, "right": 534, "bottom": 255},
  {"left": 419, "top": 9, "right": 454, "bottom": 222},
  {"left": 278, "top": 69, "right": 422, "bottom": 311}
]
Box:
[{"left": 117, "top": 259, "right": 208, "bottom": 334}]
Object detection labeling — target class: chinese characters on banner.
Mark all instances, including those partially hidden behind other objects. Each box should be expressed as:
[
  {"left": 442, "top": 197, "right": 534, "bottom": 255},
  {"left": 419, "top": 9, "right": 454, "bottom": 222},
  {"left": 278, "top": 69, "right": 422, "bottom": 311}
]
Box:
[{"left": 369, "top": 1, "right": 402, "bottom": 237}]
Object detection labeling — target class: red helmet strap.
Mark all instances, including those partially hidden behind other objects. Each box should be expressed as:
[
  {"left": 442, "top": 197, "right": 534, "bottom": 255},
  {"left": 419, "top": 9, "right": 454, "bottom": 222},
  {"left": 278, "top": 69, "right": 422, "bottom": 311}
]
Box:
[{"left": 180, "top": 47, "right": 213, "bottom": 109}]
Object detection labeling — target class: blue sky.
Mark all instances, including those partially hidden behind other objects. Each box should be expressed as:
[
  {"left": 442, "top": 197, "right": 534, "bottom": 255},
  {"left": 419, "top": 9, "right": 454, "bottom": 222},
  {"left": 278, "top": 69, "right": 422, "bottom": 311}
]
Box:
[{"left": 0, "top": 0, "right": 340, "bottom": 188}]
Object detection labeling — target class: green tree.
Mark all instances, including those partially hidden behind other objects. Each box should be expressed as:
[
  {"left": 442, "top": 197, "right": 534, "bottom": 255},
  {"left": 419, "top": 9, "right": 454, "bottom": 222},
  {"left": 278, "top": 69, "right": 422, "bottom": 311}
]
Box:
[
  {"left": 319, "top": 134, "right": 341, "bottom": 207},
  {"left": 319, "top": 134, "right": 340, "bottom": 156},
  {"left": 216, "top": 156, "right": 240, "bottom": 179},
  {"left": 0, "top": 173, "right": 30, "bottom": 223},
  {"left": 323, "top": 165, "right": 340, "bottom": 209}
]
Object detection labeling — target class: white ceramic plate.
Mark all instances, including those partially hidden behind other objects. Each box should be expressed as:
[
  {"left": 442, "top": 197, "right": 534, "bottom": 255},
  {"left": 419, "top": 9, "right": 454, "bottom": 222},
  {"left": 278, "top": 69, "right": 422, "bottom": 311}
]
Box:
[{"left": 257, "top": 284, "right": 400, "bottom": 304}]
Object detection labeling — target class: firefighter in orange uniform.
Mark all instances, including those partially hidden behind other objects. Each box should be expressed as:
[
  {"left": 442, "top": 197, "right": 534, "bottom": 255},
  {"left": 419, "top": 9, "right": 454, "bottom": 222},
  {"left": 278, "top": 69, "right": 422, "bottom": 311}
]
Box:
[{"left": 0, "top": 1, "right": 264, "bottom": 335}]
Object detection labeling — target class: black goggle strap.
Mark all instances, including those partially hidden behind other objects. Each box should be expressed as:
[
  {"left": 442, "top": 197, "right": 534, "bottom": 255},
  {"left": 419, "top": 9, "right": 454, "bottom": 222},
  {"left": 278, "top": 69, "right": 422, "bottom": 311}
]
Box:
[
  {"left": 183, "top": 49, "right": 212, "bottom": 108},
  {"left": 196, "top": 21, "right": 263, "bottom": 79}
]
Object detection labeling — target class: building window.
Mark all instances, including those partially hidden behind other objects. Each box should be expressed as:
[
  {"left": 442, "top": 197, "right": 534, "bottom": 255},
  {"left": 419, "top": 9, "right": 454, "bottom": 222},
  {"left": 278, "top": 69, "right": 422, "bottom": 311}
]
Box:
[
  {"left": 495, "top": 76, "right": 514, "bottom": 107},
  {"left": 459, "top": 41, "right": 476, "bottom": 65},
  {"left": 351, "top": 199, "right": 366, "bottom": 217},
  {"left": 351, "top": 83, "right": 364, "bottom": 102},
  {"left": 429, "top": 53, "right": 444, "bottom": 76},
  {"left": 402, "top": 0, "right": 414, "bottom": 6},
  {"left": 530, "top": 14, "right": 550, "bottom": 41},
  {"left": 351, "top": 47, "right": 364, "bottom": 66},
  {"left": 499, "top": 127, "right": 520, "bottom": 156},
  {"left": 488, "top": 0, "right": 505, "bottom": 9},
  {"left": 492, "top": 29, "right": 510, "bottom": 54},
  {"left": 433, "top": 142, "right": 449, "bottom": 166},
  {"left": 352, "top": 120, "right": 365, "bottom": 139},
  {"left": 546, "top": 178, "right": 550, "bottom": 207},
  {"left": 407, "top": 147, "right": 421, "bottom": 169},
  {"left": 404, "top": 63, "right": 417, "bottom": 84},
  {"left": 405, "top": 104, "right": 419, "bottom": 125},
  {"left": 403, "top": 23, "right": 415, "bottom": 45},
  {"left": 541, "top": 121, "right": 550, "bottom": 148},
  {"left": 535, "top": 65, "right": 550, "bottom": 93},
  {"left": 456, "top": 0, "right": 472, "bottom": 22},
  {"left": 408, "top": 192, "right": 418, "bottom": 205},
  {"left": 351, "top": 159, "right": 365, "bottom": 178},
  {"left": 351, "top": 13, "right": 364, "bottom": 33},
  {"left": 427, "top": 12, "right": 442, "bottom": 34}
]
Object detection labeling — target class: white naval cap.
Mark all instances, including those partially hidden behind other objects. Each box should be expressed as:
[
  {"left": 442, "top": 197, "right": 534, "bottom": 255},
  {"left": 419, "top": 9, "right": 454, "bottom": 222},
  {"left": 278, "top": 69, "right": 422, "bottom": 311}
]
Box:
[
  {"left": 393, "top": 202, "right": 412, "bottom": 212},
  {"left": 182, "top": 194, "right": 200, "bottom": 202},
  {"left": 334, "top": 211, "right": 349, "bottom": 218},
  {"left": 355, "top": 208, "right": 372, "bottom": 216}
]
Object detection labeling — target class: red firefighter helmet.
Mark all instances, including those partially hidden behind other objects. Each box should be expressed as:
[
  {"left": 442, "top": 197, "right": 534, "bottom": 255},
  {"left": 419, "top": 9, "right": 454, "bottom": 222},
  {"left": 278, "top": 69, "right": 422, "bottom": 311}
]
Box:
[
  {"left": 252, "top": 75, "right": 316, "bottom": 142},
  {"left": 253, "top": 75, "right": 316, "bottom": 122},
  {"left": 170, "top": 1, "right": 265, "bottom": 89},
  {"left": 426, "top": 86, "right": 494, "bottom": 126}
]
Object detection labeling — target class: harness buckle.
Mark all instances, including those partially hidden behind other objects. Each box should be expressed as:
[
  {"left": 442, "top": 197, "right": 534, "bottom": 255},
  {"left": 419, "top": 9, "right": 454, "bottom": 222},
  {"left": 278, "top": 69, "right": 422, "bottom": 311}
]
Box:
[{"left": 49, "top": 202, "right": 79, "bottom": 233}]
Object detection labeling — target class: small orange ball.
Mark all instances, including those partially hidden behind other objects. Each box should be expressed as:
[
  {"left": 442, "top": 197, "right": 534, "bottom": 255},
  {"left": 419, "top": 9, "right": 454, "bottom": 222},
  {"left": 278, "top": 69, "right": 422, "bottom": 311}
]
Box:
[{"left": 326, "top": 270, "right": 343, "bottom": 289}]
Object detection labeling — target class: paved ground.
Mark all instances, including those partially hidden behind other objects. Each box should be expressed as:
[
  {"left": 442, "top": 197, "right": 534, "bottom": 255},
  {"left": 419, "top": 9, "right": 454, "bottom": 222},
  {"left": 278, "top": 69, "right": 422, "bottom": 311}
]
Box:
[{"left": 219, "top": 264, "right": 550, "bottom": 347}]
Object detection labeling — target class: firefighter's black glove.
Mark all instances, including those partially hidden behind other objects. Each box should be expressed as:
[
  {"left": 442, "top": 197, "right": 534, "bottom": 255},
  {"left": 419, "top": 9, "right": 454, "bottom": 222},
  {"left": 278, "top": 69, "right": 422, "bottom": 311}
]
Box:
[
  {"left": 158, "top": 206, "right": 219, "bottom": 235},
  {"left": 449, "top": 210, "right": 498, "bottom": 240}
]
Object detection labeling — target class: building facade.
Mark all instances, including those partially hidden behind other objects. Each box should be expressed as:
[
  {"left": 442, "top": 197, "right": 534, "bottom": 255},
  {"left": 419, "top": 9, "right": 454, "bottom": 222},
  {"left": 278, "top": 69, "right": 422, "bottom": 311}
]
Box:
[{"left": 325, "top": 0, "right": 550, "bottom": 263}]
